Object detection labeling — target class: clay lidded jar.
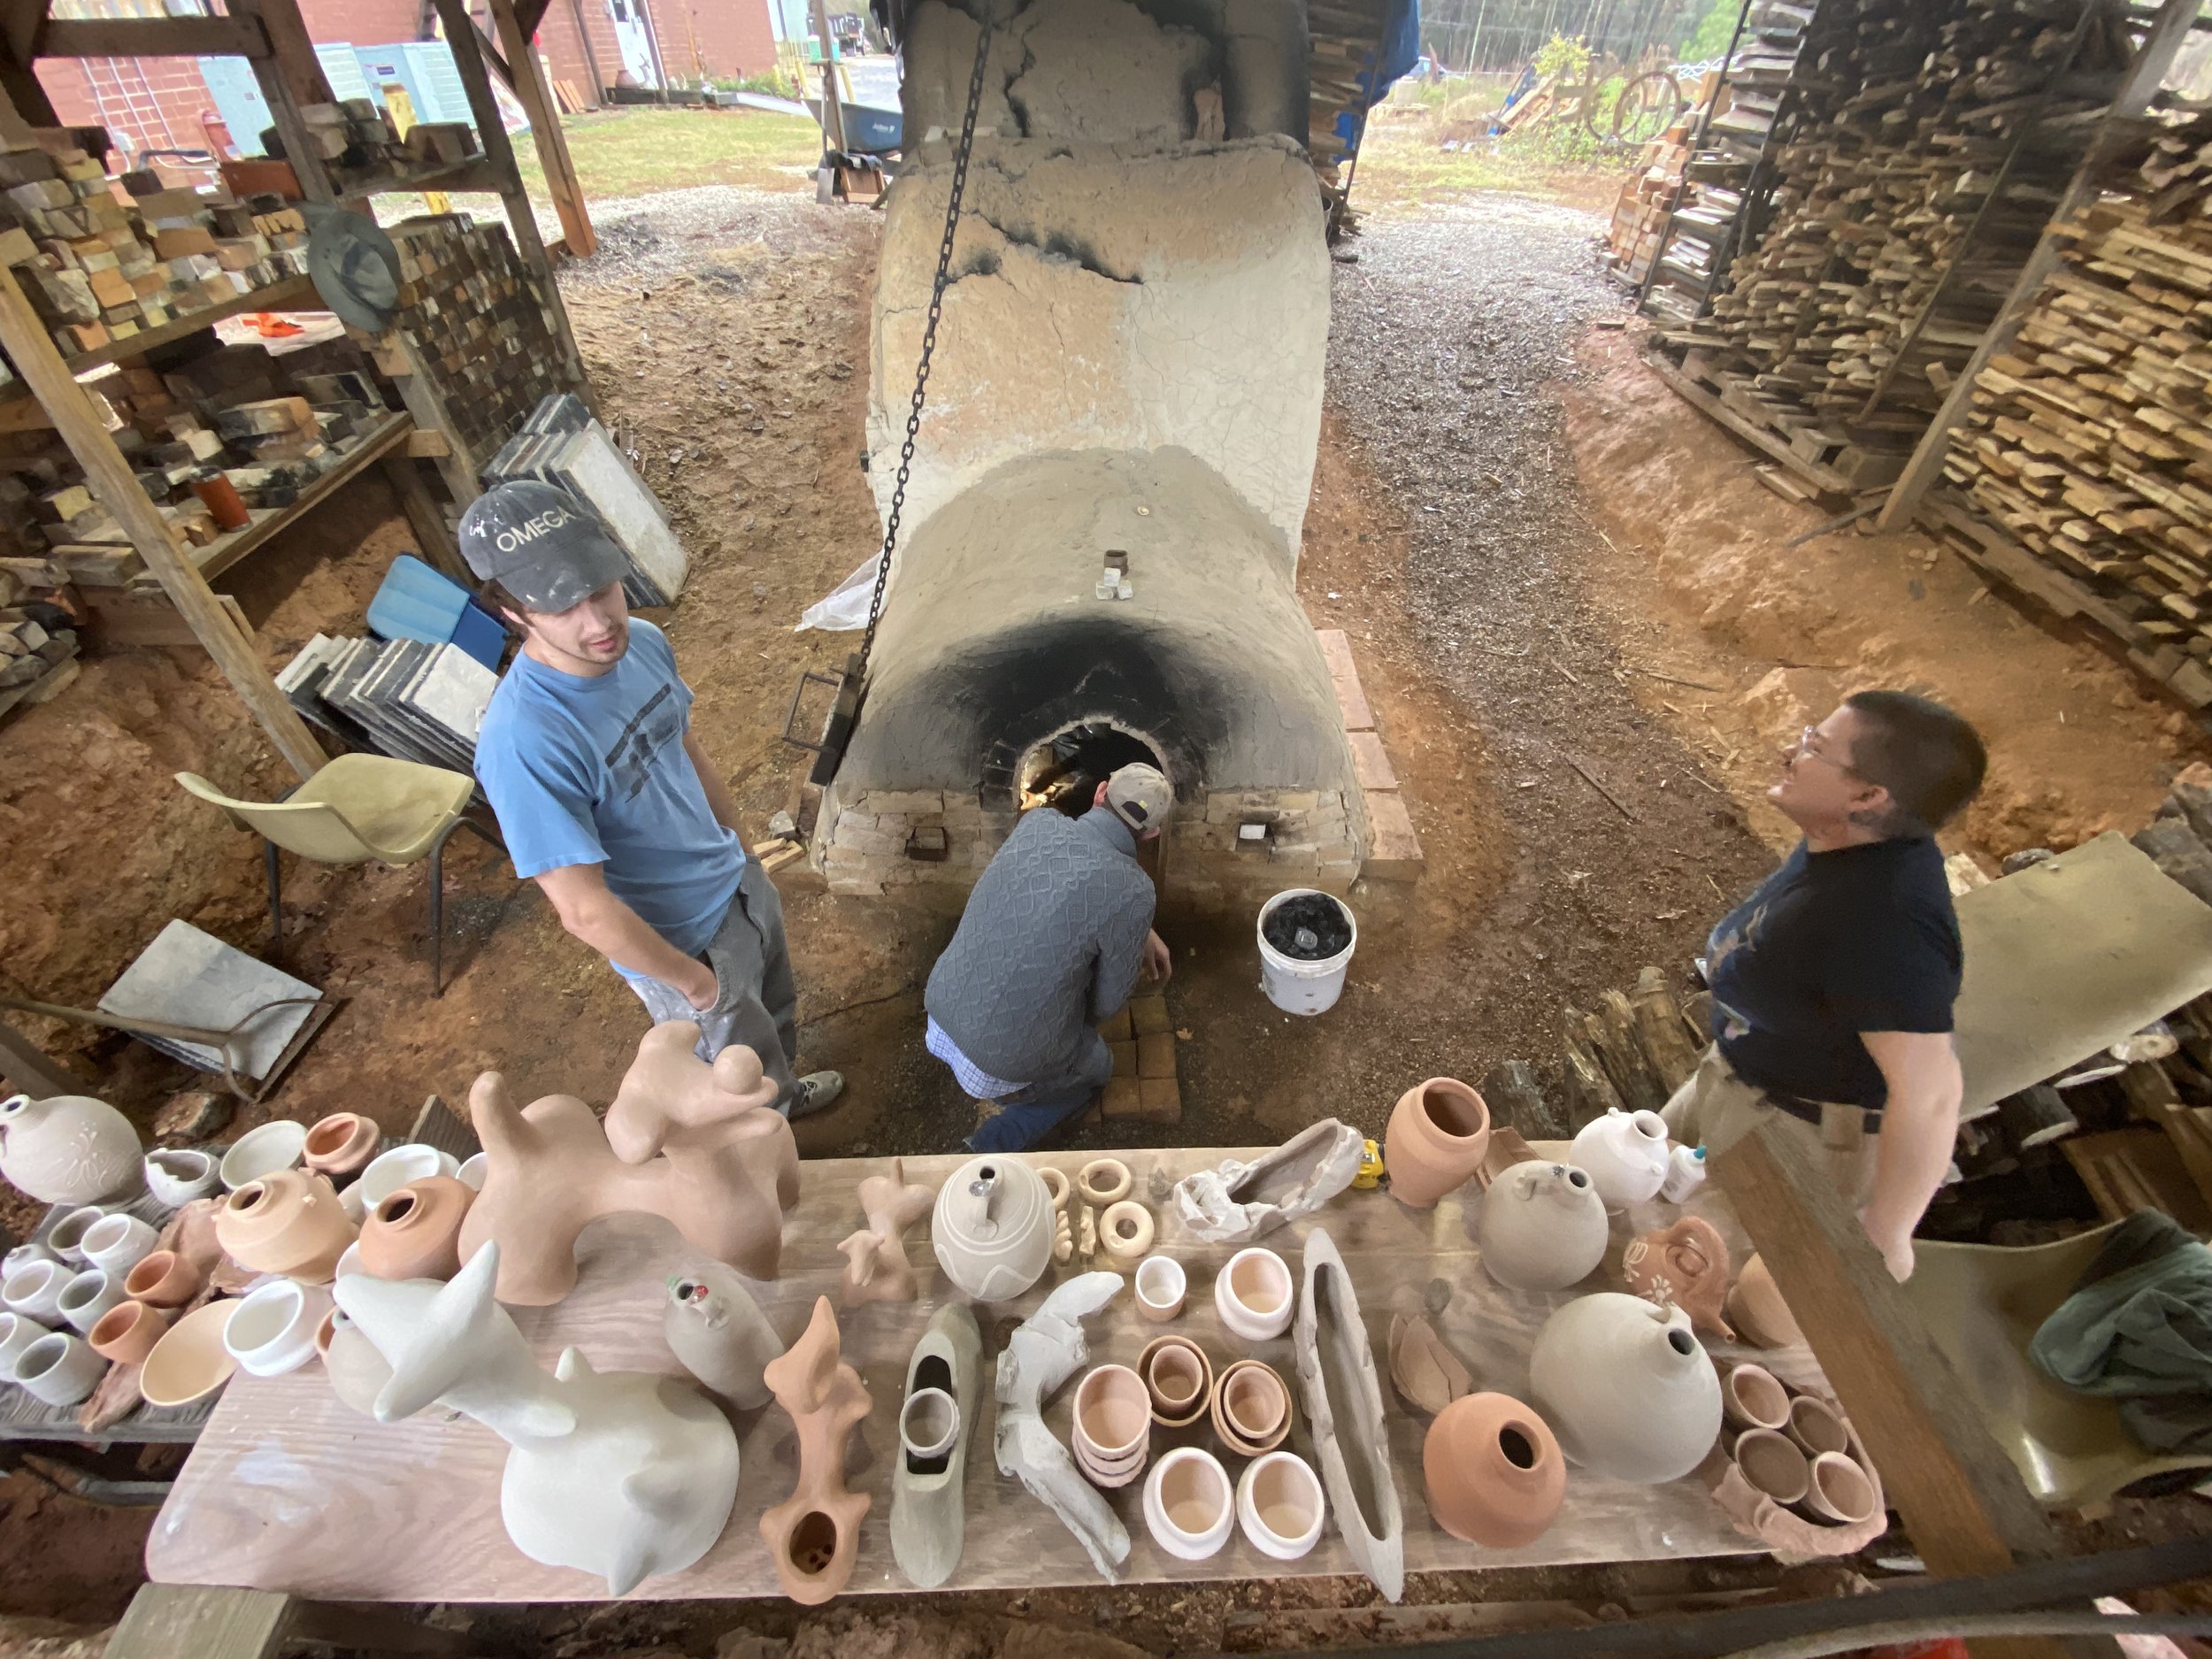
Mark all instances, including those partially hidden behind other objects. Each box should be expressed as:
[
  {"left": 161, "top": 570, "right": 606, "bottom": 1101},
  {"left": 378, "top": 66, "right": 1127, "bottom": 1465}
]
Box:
[
  {"left": 1622, "top": 1215, "right": 1734, "bottom": 1338},
  {"left": 303, "top": 1112, "right": 380, "bottom": 1179},
  {"left": 1384, "top": 1079, "right": 1492, "bottom": 1208},
  {"left": 215, "top": 1167, "right": 357, "bottom": 1284},
  {"left": 0, "top": 1092, "right": 141, "bottom": 1205},
  {"left": 1423, "top": 1392, "right": 1567, "bottom": 1548},
  {"left": 1527, "top": 1292, "right": 1721, "bottom": 1485},
  {"left": 1476, "top": 1162, "right": 1609, "bottom": 1292},
  {"left": 931, "top": 1155, "right": 1054, "bottom": 1302},
  {"left": 357, "top": 1176, "right": 475, "bottom": 1282}
]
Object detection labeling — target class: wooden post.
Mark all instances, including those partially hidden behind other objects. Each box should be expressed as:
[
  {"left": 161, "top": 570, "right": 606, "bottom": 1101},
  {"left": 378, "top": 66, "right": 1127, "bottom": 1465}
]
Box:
[
  {"left": 0, "top": 262, "right": 326, "bottom": 779},
  {"left": 225, "top": 0, "right": 339, "bottom": 204},
  {"left": 0, "top": 0, "right": 57, "bottom": 132},
  {"left": 809, "top": 0, "right": 847, "bottom": 154},
  {"left": 565, "top": 0, "right": 607, "bottom": 104},
  {"left": 487, "top": 0, "right": 596, "bottom": 257},
  {"left": 1876, "top": 0, "right": 2196, "bottom": 532},
  {"left": 379, "top": 452, "right": 466, "bottom": 580}
]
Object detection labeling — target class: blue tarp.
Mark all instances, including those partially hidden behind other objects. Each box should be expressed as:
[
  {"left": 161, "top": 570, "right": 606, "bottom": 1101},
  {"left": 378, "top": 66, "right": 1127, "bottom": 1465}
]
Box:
[{"left": 1333, "top": 0, "right": 1424, "bottom": 152}]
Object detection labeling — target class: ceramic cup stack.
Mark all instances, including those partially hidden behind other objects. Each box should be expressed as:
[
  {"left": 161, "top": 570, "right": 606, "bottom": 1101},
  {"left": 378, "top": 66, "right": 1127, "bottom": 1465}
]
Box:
[
  {"left": 1071, "top": 1363, "right": 1152, "bottom": 1489},
  {"left": 1210, "top": 1359, "right": 1293, "bottom": 1456},
  {"left": 1718, "top": 1363, "right": 1880, "bottom": 1526},
  {"left": 1143, "top": 1446, "right": 1235, "bottom": 1561},
  {"left": 1138, "top": 1334, "right": 1213, "bottom": 1429},
  {"left": 1214, "top": 1248, "right": 1294, "bottom": 1343}
]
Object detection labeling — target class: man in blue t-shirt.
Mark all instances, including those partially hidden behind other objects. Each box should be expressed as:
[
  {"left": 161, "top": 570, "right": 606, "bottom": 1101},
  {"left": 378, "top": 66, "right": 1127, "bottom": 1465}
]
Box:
[
  {"left": 1662, "top": 690, "right": 1985, "bottom": 1282},
  {"left": 462, "top": 481, "right": 842, "bottom": 1120}
]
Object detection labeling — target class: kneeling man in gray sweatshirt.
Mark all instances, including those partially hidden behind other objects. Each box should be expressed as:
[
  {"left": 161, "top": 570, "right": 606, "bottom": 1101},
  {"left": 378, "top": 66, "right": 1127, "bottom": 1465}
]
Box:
[{"left": 925, "top": 763, "right": 1174, "bottom": 1151}]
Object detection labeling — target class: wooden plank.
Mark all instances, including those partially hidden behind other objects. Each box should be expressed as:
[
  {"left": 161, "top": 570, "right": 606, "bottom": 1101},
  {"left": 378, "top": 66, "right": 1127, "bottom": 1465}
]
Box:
[
  {"left": 1878, "top": 0, "right": 2200, "bottom": 532},
  {"left": 38, "top": 15, "right": 269, "bottom": 58},
  {"left": 0, "top": 260, "right": 326, "bottom": 780},
  {"left": 1363, "top": 787, "right": 1424, "bottom": 882},
  {"left": 104, "top": 1585, "right": 292, "bottom": 1659},
  {"left": 487, "top": 0, "right": 595, "bottom": 259},
  {"left": 0, "top": 2, "right": 59, "bottom": 129},
  {"left": 193, "top": 413, "right": 412, "bottom": 580},
  {"left": 1348, "top": 726, "right": 1398, "bottom": 791},
  {"left": 223, "top": 0, "right": 335, "bottom": 204},
  {"left": 0, "top": 1017, "right": 83, "bottom": 1099},
  {"left": 1643, "top": 348, "right": 1857, "bottom": 495},
  {"left": 1314, "top": 626, "right": 1373, "bottom": 729},
  {"left": 53, "top": 274, "right": 319, "bottom": 379}
]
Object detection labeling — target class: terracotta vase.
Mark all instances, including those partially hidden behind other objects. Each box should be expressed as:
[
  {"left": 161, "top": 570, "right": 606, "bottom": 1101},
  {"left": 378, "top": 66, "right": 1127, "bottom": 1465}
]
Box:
[
  {"left": 931, "top": 1154, "right": 1056, "bottom": 1302},
  {"left": 303, "top": 1112, "right": 380, "bottom": 1178},
  {"left": 1384, "top": 1079, "right": 1492, "bottom": 1208},
  {"left": 758, "top": 1296, "right": 873, "bottom": 1604},
  {"left": 1622, "top": 1215, "right": 1735, "bottom": 1339},
  {"left": 457, "top": 1023, "right": 799, "bottom": 1305},
  {"left": 358, "top": 1177, "right": 476, "bottom": 1282},
  {"left": 836, "top": 1157, "right": 935, "bottom": 1306},
  {"left": 664, "top": 1262, "right": 785, "bottom": 1411},
  {"left": 1475, "top": 1161, "right": 1610, "bottom": 1292},
  {"left": 1725, "top": 1254, "right": 1805, "bottom": 1348},
  {"left": 1568, "top": 1108, "right": 1672, "bottom": 1210},
  {"left": 0, "top": 1092, "right": 141, "bottom": 1205},
  {"left": 215, "top": 1168, "right": 357, "bottom": 1284},
  {"left": 1527, "top": 1292, "right": 1720, "bottom": 1485},
  {"left": 1422, "top": 1391, "right": 1568, "bottom": 1548},
  {"left": 88, "top": 1298, "right": 168, "bottom": 1364}
]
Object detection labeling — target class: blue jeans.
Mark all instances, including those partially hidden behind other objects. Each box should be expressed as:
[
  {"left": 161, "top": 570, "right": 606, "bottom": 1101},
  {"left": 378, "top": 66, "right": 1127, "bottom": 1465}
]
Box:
[{"left": 964, "top": 1030, "right": 1114, "bottom": 1153}]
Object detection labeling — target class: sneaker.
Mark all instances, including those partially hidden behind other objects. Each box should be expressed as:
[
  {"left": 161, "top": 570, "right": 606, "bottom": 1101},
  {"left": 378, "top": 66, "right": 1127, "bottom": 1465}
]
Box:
[{"left": 788, "top": 1070, "right": 845, "bottom": 1120}]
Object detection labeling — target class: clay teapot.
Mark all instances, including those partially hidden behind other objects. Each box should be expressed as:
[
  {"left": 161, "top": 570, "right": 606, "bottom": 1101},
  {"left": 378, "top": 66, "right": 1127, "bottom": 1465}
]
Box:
[
  {"left": 1422, "top": 1391, "right": 1567, "bottom": 1548},
  {"left": 1528, "top": 1292, "right": 1720, "bottom": 1485},
  {"left": 358, "top": 1176, "right": 476, "bottom": 1282},
  {"left": 215, "top": 1167, "right": 357, "bottom": 1283},
  {"left": 1474, "top": 1161, "right": 1609, "bottom": 1292},
  {"left": 1568, "top": 1108, "right": 1671, "bottom": 1210},
  {"left": 931, "top": 1155, "right": 1054, "bottom": 1302},
  {"left": 1623, "top": 1215, "right": 1733, "bottom": 1338},
  {"left": 1383, "top": 1079, "right": 1491, "bottom": 1208},
  {"left": 0, "top": 1092, "right": 141, "bottom": 1205}
]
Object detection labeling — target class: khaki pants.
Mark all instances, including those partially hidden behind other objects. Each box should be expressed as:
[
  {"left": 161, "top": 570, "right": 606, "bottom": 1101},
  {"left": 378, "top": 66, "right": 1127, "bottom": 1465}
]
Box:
[{"left": 1660, "top": 1045, "right": 1879, "bottom": 1209}]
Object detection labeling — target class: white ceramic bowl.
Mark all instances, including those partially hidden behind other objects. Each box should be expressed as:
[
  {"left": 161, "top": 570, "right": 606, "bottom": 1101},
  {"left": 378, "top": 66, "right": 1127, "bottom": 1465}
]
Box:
[
  {"left": 13, "top": 1331, "right": 107, "bottom": 1406},
  {"left": 219, "top": 1120, "right": 309, "bottom": 1191},
  {"left": 1134, "top": 1255, "right": 1187, "bottom": 1321},
  {"left": 81, "top": 1212, "right": 158, "bottom": 1278},
  {"left": 144, "top": 1148, "right": 219, "bottom": 1208},
  {"left": 44, "top": 1205, "right": 104, "bottom": 1265},
  {"left": 1142, "top": 1447, "right": 1233, "bottom": 1561},
  {"left": 222, "top": 1279, "right": 334, "bottom": 1379},
  {"left": 1215, "top": 1247, "right": 1294, "bottom": 1343},
  {"left": 1235, "top": 1450, "right": 1325, "bottom": 1560},
  {"left": 3, "top": 1257, "right": 68, "bottom": 1320},
  {"left": 0, "top": 1310, "right": 51, "bottom": 1375},
  {"left": 57, "top": 1267, "right": 124, "bottom": 1335},
  {"left": 360, "top": 1144, "right": 459, "bottom": 1208},
  {"left": 457, "top": 1152, "right": 488, "bottom": 1192}
]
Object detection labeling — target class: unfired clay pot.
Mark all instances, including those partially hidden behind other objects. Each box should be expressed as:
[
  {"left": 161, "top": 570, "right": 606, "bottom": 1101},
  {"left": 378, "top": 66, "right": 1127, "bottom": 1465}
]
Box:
[
  {"left": 1568, "top": 1109, "right": 1672, "bottom": 1210},
  {"left": 1527, "top": 1293, "right": 1720, "bottom": 1485},
  {"left": 1787, "top": 1394, "right": 1849, "bottom": 1458},
  {"left": 1801, "top": 1450, "right": 1877, "bottom": 1525},
  {"left": 303, "top": 1112, "right": 380, "bottom": 1178},
  {"left": 0, "top": 1093, "right": 140, "bottom": 1205},
  {"left": 1211, "top": 1358, "right": 1292, "bottom": 1456},
  {"left": 1236, "top": 1450, "right": 1325, "bottom": 1560},
  {"left": 932, "top": 1155, "right": 1055, "bottom": 1302},
  {"left": 1384, "top": 1079, "right": 1492, "bottom": 1208},
  {"left": 1733, "top": 1427, "right": 1809, "bottom": 1505},
  {"left": 1475, "top": 1162, "right": 1609, "bottom": 1292},
  {"left": 88, "top": 1297, "right": 168, "bottom": 1364},
  {"left": 1726, "top": 1254, "right": 1805, "bottom": 1348},
  {"left": 358, "top": 1176, "right": 475, "bottom": 1281},
  {"left": 1722, "top": 1363, "right": 1791, "bottom": 1432},
  {"left": 124, "top": 1249, "right": 203, "bottom": 1309},
  {"left": 458, "top": 1023, "right": 799, "bottom": 1305},
  {"left": 758, "top": 1295, "right": 873, "bottom": 1603},
  {"left": 1139, "top": 1333, "right": 1213, "bottom": 1428},
  {"left": 1215, "top": 1247, "right": 1294, "bottom": 1342},
  {"left": 1071, "top": 1363, "right": 1151, "bottom": 1488},
  {"left": 1422, "top": 1391, "right": 1568, "bottom": 1548},
  {"left": 1622, "top": 1215, "right": 1735, "bottom": 1339},
  {"left": 837, "top": 1157, "right": 935, "bottom": 1306},
  {"left": 215, "top": 1168, "right": 357, "bottom": 1283}
]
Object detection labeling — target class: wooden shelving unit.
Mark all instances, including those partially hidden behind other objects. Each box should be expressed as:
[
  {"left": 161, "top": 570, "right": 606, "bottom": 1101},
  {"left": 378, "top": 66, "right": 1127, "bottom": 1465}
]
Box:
[{"left": 194, "top": 411, "right": 415, "bottom": 580}]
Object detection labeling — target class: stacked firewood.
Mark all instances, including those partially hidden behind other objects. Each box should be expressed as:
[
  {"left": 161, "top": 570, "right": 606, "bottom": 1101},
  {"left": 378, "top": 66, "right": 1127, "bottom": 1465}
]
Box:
[
  {"left": 1938, "top": 114, "right": 2212, "bottom": 708},
  {"left": 1663, "top": 0, "right": 2130, "bottom": 478}
]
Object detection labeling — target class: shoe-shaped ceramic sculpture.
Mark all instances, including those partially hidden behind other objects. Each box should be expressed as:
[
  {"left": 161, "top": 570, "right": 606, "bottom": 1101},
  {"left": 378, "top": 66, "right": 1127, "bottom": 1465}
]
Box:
[{"left": 890, "top": 1303, "right": 983, "bottom": 1589}]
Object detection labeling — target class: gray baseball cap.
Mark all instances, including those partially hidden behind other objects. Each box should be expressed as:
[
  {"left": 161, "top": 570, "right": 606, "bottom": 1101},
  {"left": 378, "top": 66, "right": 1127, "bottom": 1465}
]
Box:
[
  {"left": 1105, "top": 763, "right": 1172, "bottom": 832},
  {"left": 457, "top": 480, "right": 629, "bottom": 614}
]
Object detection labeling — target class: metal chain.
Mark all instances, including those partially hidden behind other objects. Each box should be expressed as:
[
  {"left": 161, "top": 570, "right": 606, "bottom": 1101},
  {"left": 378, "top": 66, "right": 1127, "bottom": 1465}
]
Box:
[{"left": 854, "top": 15, "right": 994, "bottom": 677}]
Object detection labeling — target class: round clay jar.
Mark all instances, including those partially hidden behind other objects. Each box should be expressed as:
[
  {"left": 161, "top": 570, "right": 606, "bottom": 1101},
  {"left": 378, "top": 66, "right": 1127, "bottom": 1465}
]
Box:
[
  {"left": 357, "top": 1176, "right": 475, "bottom": 1281},
  {"left": 1384, "top": 1078, "right": 1492, "bottom": 1207},
  {"left": 1422, "top": 1391, "right": 1567, "bottom": 1548}
]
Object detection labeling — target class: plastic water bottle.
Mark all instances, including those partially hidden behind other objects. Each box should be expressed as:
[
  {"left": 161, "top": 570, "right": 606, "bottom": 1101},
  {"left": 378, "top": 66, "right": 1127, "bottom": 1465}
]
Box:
[{"left": 1660, "top": 1143, "right": 1707, "bottom": 1203}]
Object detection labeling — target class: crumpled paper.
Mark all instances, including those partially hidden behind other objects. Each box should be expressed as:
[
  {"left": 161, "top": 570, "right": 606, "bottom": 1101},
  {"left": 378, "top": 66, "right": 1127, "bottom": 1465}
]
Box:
[{"left": 1171, "top": 1118, "right": 1363, "bottom": 1244}]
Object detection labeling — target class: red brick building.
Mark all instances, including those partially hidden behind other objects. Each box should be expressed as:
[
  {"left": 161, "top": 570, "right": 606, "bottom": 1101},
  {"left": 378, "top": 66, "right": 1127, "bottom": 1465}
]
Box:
[{"left": 33, "top": 0, "right": 781, "bottom": 167}]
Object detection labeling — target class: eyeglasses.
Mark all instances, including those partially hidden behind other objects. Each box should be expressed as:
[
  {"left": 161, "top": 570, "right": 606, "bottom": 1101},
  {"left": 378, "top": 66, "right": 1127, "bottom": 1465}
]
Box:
[{"left": 1793, "top": 726, "right": 1854, "bottom": 772}]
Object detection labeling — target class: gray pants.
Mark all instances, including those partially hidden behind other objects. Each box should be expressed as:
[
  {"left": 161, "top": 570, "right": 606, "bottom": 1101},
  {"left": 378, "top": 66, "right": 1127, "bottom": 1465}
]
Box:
[{"left": 624, "top": 859, "right": 800, "bottom": 1115}]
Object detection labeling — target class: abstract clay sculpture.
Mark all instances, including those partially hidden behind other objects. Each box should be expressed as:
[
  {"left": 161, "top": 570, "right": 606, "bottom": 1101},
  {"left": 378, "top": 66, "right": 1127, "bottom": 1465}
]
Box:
[
  {"left": 1474, "top": 1161, "right": 1610, "bottom": 1292},
  {"left": 458, "top": 1022, "right": 799, "bottom": 1305},
  {"left": 0, "top": 1092, "right": 141, "bottom": 1205},
  {"left": 336, "top": 1242, "right": 740, "bottom": 1595},
  {"left": 995, "top": 1270, "right": 1130, "bottom": 1580},
  {"left": 1569, "top": 1109, "right": 1672, "bottom": 1210},
  {"left": 757, "top": 1296, "right": 873, "bottom": 1604},
  {"left": 1422, "top": 1392, "right": 1567, "bottom": 1548},
  {"left": 1294, "top": 1228, "right": 1405, "bottom": 1601},
  {"left": 664, "top": 1263, "right": 784, "bottom": 1411},
  {"left": 1171, "top": 1118, "right": 1363, "bottom": 1244},
  {"left": 358, "top": 1177, "right": 476, "bottom": 1283},
  {"left": 1529, "top": 1292, "right": 1721, "bottom": 1485},
  {"left": 837, "top": 1157, "right": 935, "bottom": 1306},
  {"left": 215, "top": 1168, "right": 357, "bottom": 1283},
  {"left": 933, "top": 1155, "right": 1056, "bottom": 1302},
  {"left": 891, "top": 1302, "right": 983, "bottom": 1590},
  {"left": 1386, "top": 1311, "right": 1471, "bottom": 1417},
  {"left": 1383, "top": 1079, "right": 1492, "bottom": 1208},
  {"left": 1622, "top": 1215, "right": 1735, "bottom": 1339}
]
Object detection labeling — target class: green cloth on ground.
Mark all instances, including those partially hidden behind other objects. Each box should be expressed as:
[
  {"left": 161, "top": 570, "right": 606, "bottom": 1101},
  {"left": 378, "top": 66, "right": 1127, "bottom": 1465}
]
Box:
[{"left": 2030, "top": 1210, "right": 2212, "bottom": 1452}]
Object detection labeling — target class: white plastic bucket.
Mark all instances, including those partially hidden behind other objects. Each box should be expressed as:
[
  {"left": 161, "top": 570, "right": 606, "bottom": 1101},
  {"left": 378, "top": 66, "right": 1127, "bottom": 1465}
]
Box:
[{"left": 1256, "top": 888, "right": 1356, "bottom": 1016}]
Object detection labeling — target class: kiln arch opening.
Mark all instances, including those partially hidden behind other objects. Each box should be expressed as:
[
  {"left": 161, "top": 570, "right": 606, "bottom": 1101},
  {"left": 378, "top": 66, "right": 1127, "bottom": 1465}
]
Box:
[{"left": 1017, "top": 721, "right": 1168, "bottom": 818}]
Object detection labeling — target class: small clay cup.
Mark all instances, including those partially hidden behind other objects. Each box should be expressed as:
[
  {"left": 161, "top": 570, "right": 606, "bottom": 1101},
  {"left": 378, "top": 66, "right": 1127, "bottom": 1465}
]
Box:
[
  {"left": 45, "top": 1205, "right": 104, "bottom": 1265},
  {"left": 124, "top": 1249, "right": 204, "bottom": 1310},
  {"left": 89, "top": 1298, "right": 171, "bottom": 1365},
  {"left": 1786, "top": 1394, "right": 1849, "bottom": 1458},
  {"left": 1722, "top": 1363, "right": 1791, "bottom": 1432},
  {"left": 1215, "top": 1247, "right": 1294, "bottom": 1343},
  {"left": 303, "top": 1112, "right": 380, "bottom": 1178},
  {"left": 1073, "top": 1363, "right": 1151, "bottom": 1463},
  {"left": 1139, "top": 1333, "right": 1213, "bottom": 1427},
  {"left": 1211, "top": 1359, "right": 1291, "bottom": 1456},
  {"left": 1732, "top": 1427, "right": 1810, "bottom": 1506},
  {"left": 1135, "top": 1255, "right": 1187, "bottom": 1323},
  {"left": 1797, "top": 1451, "right": 1878, "bottom": 1525}
]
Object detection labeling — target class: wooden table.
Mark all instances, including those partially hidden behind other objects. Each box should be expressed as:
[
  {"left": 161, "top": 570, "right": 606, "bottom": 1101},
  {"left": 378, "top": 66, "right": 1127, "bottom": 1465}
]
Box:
[{"left": 145, "top": 1144, "right": 1817, "bottom": 1602}]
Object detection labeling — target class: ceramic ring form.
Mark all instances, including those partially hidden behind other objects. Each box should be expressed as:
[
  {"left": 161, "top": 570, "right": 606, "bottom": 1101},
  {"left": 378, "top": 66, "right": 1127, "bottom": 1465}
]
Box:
[
  {"left": 1798, "top": 1451, "right": 1878, "bottom": 1525},
  {"left": 81, "top": 1212, "right": 157, "bottom": 1278},
  {"left": 1215, "top": 1247, "right": 1294, "bottom": 1343},
  {"left": 1099, "top": 1201, "right": 1154, "bottom": 1263},
  {"left": 44, "top": 1206, "right": 104, "bottom": 1265},
  {"left": 223, "top": 1279, "right": 333, "bottom": 1378},
  {"left": 13, "top": 1331, "right": 106, "bottom": 1405},
  {"left": 57, "top": 1268, "right": 122, "bottom": 1335},
  {"left": 1211, "top": 1359, "right": 1292, "bottom": 1456},
  {"left": 1236, "top": 1450, "right": 1326, "bottom": 1561},
  {"left": 1787, "top": 1394, "right": 1850, "bottom": 1458},
  {"left": 1139, "top": 1334, "right": 1214, "bottom": 1427},
  {"left": 90, "top": 1298, "right": 169, "bottom": 1365},
  {"left": 1038, "top": 1165, "right": 1071, "bottom": 1211},
  {"left": 900, "top": 1386, "right": 959, "bottom": 1463},
  {"left": 1134, "top": 1255, "right": 1187, "bottom": 1322},
  {"left": 124, "top": 1249, "right": 202, "bottom": 1309},
  {"left": 1732, "top": 1428, "right": 1810, "bottom": 1506},
  {"left": 1142, "top": 1447, "right": 1234, "bottom": 1561},
  {"left": 1722, "top": 1363, "right": 1792, "bottom": 1432},
  {"left": 3, "top": 1258, "right": 67, "bottom": 1320},
  {"left": 1077, "top": 1157, "right": 1133, "bottom": 1208}
]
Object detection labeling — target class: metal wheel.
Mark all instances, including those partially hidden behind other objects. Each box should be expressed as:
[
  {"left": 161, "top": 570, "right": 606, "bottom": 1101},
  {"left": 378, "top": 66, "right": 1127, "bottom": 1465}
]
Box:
[{"left": 1601, "top": 68, "right": 1685, "bottom": 145}]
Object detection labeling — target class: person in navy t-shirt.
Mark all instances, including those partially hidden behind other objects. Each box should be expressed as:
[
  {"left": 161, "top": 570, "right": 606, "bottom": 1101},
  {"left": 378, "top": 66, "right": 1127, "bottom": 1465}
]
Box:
[
  {"left": 461, "top": 481, "right": 843, "bottom": 1121},
  {"left": 1662, "top": 690, "right": 1986, "bottom": 1282}
]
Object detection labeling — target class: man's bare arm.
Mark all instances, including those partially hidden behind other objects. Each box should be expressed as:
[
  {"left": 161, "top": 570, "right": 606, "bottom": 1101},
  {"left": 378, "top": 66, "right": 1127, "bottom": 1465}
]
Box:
[
  {"left": 535, "top": 862, "right": 716, "bottom": 1010},
  {"left": 683, "top": 731, "right": 749, "bottom": 853},
  {"left": 1858, "top": 1028, "right": 1963, "bottom": 1282}
]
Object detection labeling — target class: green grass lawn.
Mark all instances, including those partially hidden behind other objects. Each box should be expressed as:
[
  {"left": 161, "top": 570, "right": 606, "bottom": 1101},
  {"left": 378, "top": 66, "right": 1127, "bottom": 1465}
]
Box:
[{"left": 513, "top": 107, "right": 824, "bottom": 202}]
